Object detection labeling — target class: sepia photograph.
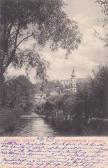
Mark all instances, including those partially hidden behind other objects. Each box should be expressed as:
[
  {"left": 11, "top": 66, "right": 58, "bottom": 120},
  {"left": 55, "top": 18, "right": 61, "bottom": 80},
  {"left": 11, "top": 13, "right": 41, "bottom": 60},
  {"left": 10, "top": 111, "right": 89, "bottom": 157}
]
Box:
[{"left": 0, "top": 0, "right": 108, "bottom": 136}]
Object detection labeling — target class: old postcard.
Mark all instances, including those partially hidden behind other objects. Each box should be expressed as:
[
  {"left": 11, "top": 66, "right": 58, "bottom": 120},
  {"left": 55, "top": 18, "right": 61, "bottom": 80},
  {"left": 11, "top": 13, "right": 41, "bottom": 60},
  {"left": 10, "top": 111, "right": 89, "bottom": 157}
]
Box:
[{"left": 0, "top": 0, "right": 108, "bottom": 167}]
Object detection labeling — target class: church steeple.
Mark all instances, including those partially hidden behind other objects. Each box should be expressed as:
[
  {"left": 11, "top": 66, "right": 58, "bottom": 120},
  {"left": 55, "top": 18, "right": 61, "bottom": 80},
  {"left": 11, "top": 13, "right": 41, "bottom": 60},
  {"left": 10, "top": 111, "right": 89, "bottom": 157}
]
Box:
[
  {"left": 70, "top": 68, "right": 76, "bottom": 93},
  {"left": 71, "top": 69, "right": 75, "bottom": 79}
]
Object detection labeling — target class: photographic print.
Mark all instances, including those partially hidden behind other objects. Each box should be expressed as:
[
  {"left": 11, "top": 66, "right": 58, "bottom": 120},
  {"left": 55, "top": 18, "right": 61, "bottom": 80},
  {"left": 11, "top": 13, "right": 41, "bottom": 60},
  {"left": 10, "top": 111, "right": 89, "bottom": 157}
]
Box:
[{"left": 0, "top": 0, "right": 108, "bottom": 137}]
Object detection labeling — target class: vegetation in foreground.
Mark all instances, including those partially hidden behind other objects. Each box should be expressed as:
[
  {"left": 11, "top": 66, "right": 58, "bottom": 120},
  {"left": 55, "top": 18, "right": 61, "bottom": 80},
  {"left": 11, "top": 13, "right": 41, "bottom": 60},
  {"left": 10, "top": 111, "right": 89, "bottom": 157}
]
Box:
[
  {"left": 42, "top": 66, "right": 108, "bottom": 136},
  {"left": 0, "top": 75, "right": 34, "bottom": 115},
  {"left": 0, "top": 66, "right": 108, "bottom": 136}
]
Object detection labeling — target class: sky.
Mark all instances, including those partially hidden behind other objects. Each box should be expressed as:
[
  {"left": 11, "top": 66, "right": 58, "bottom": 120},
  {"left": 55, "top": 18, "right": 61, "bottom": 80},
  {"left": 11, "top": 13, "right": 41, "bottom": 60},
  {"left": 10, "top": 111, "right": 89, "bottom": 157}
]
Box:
[{"left": 8, "top": 0, "right": 108, "bottom": 82}]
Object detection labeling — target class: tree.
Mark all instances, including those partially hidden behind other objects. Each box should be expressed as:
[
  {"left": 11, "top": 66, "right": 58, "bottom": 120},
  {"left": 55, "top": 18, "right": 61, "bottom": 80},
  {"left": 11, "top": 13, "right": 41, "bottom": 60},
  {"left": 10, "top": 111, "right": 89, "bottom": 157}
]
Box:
[
  {"left": 96, "top": 0, "right": 108, "bottom": 46},
  {"left": 92, "top": 66, "right": 108, "bottom": 117},
  {"left": 0, "top": 0, "right": 81, "bottom": 82},
  {"left": 4, "top": 75, "right": 34, "bottom": 114},
  {"left": 96, "top": 0, "right": 108, "bottom": 115},
  {"left": 97, "top": 0, "right": 108, "bottom": 16}
]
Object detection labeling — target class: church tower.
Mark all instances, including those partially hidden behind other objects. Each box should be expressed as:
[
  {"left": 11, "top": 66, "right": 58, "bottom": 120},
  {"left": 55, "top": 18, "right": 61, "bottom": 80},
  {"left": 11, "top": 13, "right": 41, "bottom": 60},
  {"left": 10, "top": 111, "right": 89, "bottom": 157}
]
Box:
[{"left": 70, "top": 69, "right": 77, "bottom": 93}]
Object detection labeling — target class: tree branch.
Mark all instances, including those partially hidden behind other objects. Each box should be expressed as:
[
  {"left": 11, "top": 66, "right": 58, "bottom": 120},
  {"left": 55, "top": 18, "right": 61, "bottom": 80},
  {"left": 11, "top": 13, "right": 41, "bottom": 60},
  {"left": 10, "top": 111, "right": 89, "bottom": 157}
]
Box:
[
  {"left": 16, "top": 34, "right": 33, "bottom": 48},
  {"left": 3, "top": 24, "right": 20, "bottom": 73},
  {"left": 7, "top": 21, "right": 14, "bottom": 38},
  {"left": 0, "top": 23, "right": 7, "bottom": 73},
  {"left": 3, "top": 31, "right": 33, "bottom": 73}
]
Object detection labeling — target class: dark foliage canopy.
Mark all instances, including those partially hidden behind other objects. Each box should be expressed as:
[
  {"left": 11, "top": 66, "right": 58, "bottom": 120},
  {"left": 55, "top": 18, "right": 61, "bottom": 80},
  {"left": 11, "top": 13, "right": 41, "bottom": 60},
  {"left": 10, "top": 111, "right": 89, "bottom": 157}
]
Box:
[
  {"left": 97, "top": 0, "right": 108, "bottom": 16},
  {"left": 0, "top": 0, "right": 81, "bottom": 80},
  {"left": 96, "top": 0, "right": 108, "bottom": 46},
  {"left": 4, "top": 75, "right": 34, "bottom": 113}
]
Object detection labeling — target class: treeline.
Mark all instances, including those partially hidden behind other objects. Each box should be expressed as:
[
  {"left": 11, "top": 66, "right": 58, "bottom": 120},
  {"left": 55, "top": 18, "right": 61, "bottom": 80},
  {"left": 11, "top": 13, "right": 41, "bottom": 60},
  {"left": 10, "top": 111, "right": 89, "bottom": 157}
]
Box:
[
  {"left": 43, "top": 66, "right": 108, "bottom": 135},
  {"left": 0, "top": 75, "right": 34, "bottom": 116},
  {"left": 77, "top": 66, "right": 108, "bottom": 120}
]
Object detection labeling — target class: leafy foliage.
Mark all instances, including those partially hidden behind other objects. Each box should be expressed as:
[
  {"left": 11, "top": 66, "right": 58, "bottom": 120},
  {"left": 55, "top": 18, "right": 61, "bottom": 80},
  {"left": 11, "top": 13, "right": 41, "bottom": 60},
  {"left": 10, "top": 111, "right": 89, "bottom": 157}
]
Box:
[
  {"left": 0, "top": 0, "right": 81, "bottom": 80},
  {"left": 3, "top": 75, "right": 34, "bottom": 114},
  {"left": 96, "top": 0, "right": 108, "bottom": 46},
  {"left": 43, "top": 66, "right": 108, "bottom": 135},
  {"left": 76, "top": 67, "right": 108, "bottom": 120},
  {"left": 97, "top": 0, "right": 108, "bottom": 16}
]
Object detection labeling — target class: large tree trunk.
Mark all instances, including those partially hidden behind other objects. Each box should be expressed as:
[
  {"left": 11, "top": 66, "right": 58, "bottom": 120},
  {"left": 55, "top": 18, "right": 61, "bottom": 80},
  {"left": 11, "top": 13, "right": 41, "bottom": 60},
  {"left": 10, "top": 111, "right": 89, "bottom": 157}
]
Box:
[
  {"left": 0, "top": 0, "right": 5, "bottom": 107},
  {"left": 0, "top": 71, "right": 5, "bottom": 107},
  {"left": 105, "top": 77, "right": 108, "bottom": 117}
]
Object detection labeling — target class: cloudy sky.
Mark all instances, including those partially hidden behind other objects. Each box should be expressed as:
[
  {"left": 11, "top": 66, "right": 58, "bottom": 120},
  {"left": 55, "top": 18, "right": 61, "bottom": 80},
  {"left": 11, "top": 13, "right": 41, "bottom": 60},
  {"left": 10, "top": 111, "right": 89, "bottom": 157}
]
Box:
[{"left": 8, "top": 0, "right": 108, "bottom": 82}]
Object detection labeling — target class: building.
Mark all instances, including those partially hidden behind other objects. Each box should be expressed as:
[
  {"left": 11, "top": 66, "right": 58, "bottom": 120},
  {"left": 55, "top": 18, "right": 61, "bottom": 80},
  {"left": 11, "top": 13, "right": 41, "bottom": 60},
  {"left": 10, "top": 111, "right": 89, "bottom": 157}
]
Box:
[
  {"left": 34, "top": 69, "right": 77, "bottom": 96},
  {"left": 59, "top": 69, "right": 77, "bottom": 93},
  {"left": 70, "top": 69, "right": 77, "bottom": 93}
]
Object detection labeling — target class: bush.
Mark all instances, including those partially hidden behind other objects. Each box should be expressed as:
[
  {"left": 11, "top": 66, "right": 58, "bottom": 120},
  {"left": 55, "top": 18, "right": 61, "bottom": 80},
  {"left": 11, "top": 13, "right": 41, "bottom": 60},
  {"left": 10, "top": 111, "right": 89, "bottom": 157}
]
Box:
[{"left": 3, "top": 76, "right": 34, "bottom": 115}]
